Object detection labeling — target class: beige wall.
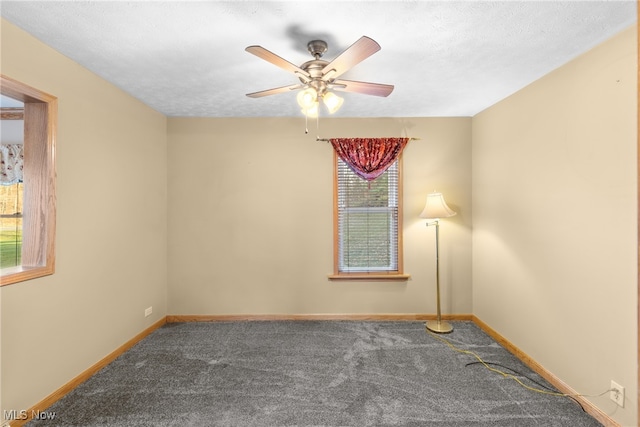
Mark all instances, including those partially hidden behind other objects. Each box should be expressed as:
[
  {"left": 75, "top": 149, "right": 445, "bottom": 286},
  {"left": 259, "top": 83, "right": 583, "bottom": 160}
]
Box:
[
  {"left": 167, "top": 117, "right": 472, "bottom": 316},
  {"left": 0, "top": 19, "right": 168, "bottom": 420},
  {"left": 472, "top": 25, "right": 637, "bottom": 426}
]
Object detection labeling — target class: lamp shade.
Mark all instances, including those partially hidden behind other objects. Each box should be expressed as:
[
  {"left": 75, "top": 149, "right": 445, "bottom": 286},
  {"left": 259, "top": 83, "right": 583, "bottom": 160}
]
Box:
[
  {"left": 297, "top": 88, "right": 318, "bottom": 109},
  {"left": 301, "top": 102, "right": 319, "bottom": 118},
  {"left": 322, "top": 91, "right": 344, "bottom": 114},
  {"left": 419, "top": 192, "right": 456, "bottom": 219}
]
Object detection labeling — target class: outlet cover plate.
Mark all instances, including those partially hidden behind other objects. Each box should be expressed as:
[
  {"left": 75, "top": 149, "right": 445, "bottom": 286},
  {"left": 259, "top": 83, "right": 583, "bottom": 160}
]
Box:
[{"left": 610, "top": 380, "right": 625, "bottom": 407}]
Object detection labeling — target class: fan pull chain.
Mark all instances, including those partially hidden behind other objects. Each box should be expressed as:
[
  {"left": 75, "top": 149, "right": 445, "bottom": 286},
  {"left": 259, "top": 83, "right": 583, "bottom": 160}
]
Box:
[{"left": 303, "top": 111, "right": 320, "bottom": 138}]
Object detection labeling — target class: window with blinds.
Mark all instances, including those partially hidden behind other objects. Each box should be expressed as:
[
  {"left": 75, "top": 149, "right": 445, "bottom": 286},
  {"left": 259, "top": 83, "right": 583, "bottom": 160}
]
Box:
[{"left": 334, "top": 156, "right": 402, "bottom": 275}]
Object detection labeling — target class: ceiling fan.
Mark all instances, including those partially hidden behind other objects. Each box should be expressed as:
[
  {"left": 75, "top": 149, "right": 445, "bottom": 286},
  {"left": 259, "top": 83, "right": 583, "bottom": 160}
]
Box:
[{"left": 245, "top": 36, "right": 394, "bottom": 116}]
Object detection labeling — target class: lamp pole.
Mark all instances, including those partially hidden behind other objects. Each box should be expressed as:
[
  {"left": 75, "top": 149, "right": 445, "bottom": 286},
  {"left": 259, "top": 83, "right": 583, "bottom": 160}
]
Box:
[{"left": 425, "top": 219, "right": 453, "bottom": 334}]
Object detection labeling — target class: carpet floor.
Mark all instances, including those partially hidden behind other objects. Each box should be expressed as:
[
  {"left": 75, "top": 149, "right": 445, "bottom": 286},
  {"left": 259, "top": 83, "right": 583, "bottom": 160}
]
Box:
[{"left": 26, "top": 321, "right": 602, "bottom": 426}]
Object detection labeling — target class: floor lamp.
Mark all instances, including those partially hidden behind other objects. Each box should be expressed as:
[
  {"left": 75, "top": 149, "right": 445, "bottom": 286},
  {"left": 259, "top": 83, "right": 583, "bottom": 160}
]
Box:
[{"left": 420, "top": 192, "right": 456, "bottom": 334}]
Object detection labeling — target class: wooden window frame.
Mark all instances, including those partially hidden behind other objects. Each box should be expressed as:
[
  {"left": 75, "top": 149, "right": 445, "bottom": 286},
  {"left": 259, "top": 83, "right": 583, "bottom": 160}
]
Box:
[
  {"left": 0, "top": 75, "right": 57, "bottom": 286},
  {"left": 329, "top": 152, "right": 409, "bottom": 281}
]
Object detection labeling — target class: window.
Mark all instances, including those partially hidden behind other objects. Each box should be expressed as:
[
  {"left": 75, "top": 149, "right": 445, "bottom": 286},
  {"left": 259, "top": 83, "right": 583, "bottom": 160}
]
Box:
[
  {"left": 0, "top": 181, "right": 23, "bottom": 269},
  {"left": 0, "top": 75, "right": 56, "bottom": 286},
  {"left": 331, "top": 153, "right": 408, "bottom": 280}
]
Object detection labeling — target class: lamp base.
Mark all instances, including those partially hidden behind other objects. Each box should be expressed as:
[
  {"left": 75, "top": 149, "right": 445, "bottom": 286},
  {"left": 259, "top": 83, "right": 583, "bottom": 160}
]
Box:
[{"left": 425, "top": 319, "right": 453, "bottom": 334}]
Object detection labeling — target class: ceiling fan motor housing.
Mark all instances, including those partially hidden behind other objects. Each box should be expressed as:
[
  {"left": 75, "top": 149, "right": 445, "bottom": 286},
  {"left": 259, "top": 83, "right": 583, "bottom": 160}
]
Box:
[
  {"left": 300, "top": 40, "right": 332, "bottom": 91},
  {"left": 307, "top": 40, "right": 328, "bottom": 58},
  {"left": 299, "top": 59, "right": 330, "bottom": 86}
]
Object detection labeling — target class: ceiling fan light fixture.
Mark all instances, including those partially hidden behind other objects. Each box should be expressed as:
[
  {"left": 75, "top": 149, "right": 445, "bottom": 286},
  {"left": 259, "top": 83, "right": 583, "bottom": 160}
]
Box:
[
  {"left": 301, "top": 102, "right": 319, "bottom": 118},
  {"left": 322, "top": 91, "right": 344, "bottom": 114},
  {"left": 296, "top": 88, "right": 318, "bottom": 109}
]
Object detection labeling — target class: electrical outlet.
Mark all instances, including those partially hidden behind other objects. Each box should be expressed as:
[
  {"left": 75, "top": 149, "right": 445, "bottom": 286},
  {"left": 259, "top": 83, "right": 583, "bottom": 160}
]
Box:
[
  {"left": 610, "top": 380, "right": 625, "bottom": 407},
  {"left": 144, "top": 306, "right": 153, "bottom": 317}
]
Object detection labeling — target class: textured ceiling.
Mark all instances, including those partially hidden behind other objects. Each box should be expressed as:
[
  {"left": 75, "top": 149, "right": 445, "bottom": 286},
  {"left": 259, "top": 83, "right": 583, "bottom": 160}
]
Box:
[{"left": 0, "top": 1, "right": 636, "bottom": 118}]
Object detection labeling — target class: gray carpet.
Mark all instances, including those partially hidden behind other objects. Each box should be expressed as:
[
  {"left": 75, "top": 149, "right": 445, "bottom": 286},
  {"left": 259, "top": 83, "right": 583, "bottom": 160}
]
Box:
[{"left": 27, "top": 321, "right": 602, "bottom": 426}]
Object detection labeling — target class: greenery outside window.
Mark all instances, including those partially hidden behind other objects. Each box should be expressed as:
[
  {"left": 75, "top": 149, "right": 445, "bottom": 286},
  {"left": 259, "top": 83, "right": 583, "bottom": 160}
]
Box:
[{"left": 0, "top": 181, "right": 23, "bottom": 269}]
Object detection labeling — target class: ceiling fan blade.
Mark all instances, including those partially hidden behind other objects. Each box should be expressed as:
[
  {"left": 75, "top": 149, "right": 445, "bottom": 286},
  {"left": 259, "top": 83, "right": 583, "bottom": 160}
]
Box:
[
  {"left": 245, "top": 46, "right": 311, "bottom": 82},
  {"left": 321, "top": 36, "right": 381, "bottom": 80},
  {"left": 330, "top": 79, "right": 394, "bottom": 97},
  {"left": 246, "top": 84, "right": 304, "bottom": 98}
]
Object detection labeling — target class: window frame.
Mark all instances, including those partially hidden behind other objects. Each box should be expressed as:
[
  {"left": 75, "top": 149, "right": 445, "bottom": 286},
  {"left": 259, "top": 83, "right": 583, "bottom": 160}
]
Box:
[
  {"left": 329, "top": 152, "right": 409, "bottom": 281},
  {"left": 0, "top": 75, "right": 57, "bottom": 286}
]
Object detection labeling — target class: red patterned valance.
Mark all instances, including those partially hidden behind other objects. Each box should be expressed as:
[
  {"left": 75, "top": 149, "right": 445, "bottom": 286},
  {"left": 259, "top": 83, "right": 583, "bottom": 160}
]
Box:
[{"left": 330, "top": 137, "right": 410, "bottom": 181}]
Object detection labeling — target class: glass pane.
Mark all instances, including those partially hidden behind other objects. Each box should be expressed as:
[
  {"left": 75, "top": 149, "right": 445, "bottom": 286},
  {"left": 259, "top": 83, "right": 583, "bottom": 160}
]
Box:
[
  {"left": 0, "top": 182, "right": 23, "bottom": 268},
  {"left": 340, "top": 209, "right": 396, "bottom": 271},
  {"left": 337, "top": 158, "right": 399, "bottom": 273}
]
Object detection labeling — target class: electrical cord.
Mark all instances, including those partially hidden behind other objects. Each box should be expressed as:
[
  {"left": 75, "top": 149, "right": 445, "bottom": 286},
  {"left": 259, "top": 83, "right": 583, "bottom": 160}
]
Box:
[
  {"left": 465, "top": 361, "right": 556, "bottom": 392},
  {"left": 464, "top": 361, "right": 586, "bottom": 411},
  {"left": 426, "top": 329, "right": 612, "bottom": 403}
]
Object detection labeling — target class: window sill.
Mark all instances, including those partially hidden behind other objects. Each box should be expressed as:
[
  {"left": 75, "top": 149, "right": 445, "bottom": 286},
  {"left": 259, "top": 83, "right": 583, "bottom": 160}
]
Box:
[
  {"left": 328, "top": 273, "right": 411, "bottom": 282},
  {"left": 0, "top": 265, "right": 54, "bottom": 286}
]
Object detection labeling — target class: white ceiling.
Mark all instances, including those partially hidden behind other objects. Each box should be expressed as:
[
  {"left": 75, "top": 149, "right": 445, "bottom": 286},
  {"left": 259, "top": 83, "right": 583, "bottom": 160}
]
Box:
[{"left": 0, "top": 1, "right": 636, "bottom": 118}]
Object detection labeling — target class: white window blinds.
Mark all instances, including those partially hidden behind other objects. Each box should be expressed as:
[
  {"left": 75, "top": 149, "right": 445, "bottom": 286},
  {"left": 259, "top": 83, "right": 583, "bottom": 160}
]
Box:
[{"left": 336, "top": 158, "right": 399, "bottom": 273}]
